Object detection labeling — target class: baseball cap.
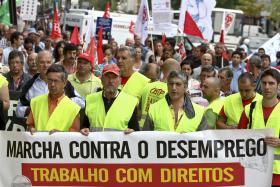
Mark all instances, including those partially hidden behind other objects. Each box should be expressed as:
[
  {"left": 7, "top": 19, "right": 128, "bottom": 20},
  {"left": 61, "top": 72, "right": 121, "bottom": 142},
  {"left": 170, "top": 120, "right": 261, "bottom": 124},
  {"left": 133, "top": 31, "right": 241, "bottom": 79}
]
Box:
[
  {"left": 102, "top": 64, "right": 120, "bottom": 76},
  {"left": 77, "top": 53, "right": 93, "bottom": 64},
  {"left": 27, "top": 28, "right": 40, "bottom": 36}
]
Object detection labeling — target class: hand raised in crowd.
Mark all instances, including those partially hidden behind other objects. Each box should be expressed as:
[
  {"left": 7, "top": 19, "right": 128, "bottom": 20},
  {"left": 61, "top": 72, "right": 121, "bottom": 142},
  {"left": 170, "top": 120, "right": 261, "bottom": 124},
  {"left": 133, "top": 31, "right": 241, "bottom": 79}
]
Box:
[
  {"left": 49, "top": 129, "right": 61, "bottom": 135},
  {"left": 80, "top": 128, "right": 90, "bottom": 136},
  {"left": 124, "top": 128, "right": 135, "bottom": 135},
  {"left": 29, "top": 127, "right": 36, "bottom": 135},
  {"left": 264, "top": 136, "right": 280, "bottom": 148}
]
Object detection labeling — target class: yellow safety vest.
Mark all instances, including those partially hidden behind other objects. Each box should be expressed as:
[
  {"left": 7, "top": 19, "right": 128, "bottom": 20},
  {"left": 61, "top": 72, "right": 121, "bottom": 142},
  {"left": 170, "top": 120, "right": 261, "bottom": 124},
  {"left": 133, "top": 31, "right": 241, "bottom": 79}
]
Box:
[
  {"left": 85, "top": 91, "right": 138, "bottom": 131},
  {"left": 204, "top": 97, "right": 224, "bottom": 129},
  {"left": 148, "top": 98, "right": 204, "bottom": 132},
  {"left": 245, "top": 100, "right": 280, "bottom": 174},
  {"left": 223, "top": 93, "right": 262, "bottom": 125},
  {"left": 121, "top": 72, "right": 150, "bottom": 100},
  {"left": 30, "top": 94, "right": 80, "bottom": 131},
  {"left": 139, "top": 81, "right": 167, "bottom": 128},
  {"left": 0, "top": 74, "right": 8, "bottom": 88}
]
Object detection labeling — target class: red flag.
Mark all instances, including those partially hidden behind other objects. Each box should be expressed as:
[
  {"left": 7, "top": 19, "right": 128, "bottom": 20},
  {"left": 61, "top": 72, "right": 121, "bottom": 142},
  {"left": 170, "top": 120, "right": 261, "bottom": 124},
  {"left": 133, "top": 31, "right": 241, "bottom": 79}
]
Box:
[
  {"left": 85, "top": 37, "right": 96, "bottom": 67},
  {"left": 219, "top": 29, "right": 224, "bottom": 44},
  {"left": 103, "top": 2, "right": 110, "bottom": 18},
  {"left": 161, "top": 33, "right": 166, "bottom": 46},
  {"left": 70, "top": 25, "right": 81, "bottom": 45},
  {"left": 183, "top": 11, "right": 204, "bottom": 40},
  {"left": 97, "top": 27, "right": 104, "bottom": 65},
  {"left": 51, "top": 6, "right": 62, "bottom": 40},
  {"left": 129, "top": 21, "right": 135, "bottom": 34}
]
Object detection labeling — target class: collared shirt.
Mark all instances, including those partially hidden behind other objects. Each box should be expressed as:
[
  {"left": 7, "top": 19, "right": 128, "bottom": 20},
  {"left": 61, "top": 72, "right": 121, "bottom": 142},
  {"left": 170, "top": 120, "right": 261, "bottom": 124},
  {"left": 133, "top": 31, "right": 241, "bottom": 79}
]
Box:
[
  {"left": 16, "top": 75, "right": 85, "bottom": 118},
  {"left": 230, "top": 64, "right": 246, "bottom": 93},
  {"left": 169, "top": 104, "right": 185, "bottom": 130},
  {"left": 68, "top": 73, "right": 102, "bottom": 99},
  {"left": 26, "top": 94, "right": 80, "bottom": 131},
  {"left": 4, "top": 72, "right": 30, "bottom": 91}
]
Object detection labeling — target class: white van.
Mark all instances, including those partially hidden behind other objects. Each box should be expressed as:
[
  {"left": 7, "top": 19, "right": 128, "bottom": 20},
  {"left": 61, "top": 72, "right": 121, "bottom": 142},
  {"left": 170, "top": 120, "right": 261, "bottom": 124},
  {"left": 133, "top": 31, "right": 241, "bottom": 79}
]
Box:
[{"left": 62, "top": 9, "right": 179, "bottom": 45}]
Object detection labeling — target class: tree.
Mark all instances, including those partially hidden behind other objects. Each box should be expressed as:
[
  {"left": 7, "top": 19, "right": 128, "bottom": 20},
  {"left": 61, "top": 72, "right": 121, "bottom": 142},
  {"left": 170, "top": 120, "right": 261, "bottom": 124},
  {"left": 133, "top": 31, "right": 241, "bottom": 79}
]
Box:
[
  {"left": 269, "top": 0, "right": 280, "bottom": 22},
  {"left": 237, "top": 0, "right": 264, "bottom": 17},
  {"left": 216, "top": 0, "right": 238, "bottom": 9}
]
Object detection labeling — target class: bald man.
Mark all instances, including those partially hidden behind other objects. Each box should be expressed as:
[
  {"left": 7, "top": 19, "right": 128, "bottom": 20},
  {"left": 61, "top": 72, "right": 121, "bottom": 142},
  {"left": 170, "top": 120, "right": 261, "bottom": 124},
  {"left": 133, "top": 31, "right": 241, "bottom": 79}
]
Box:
[
  {"left": 141, "top": 63, "right": 160, "bottom": 82},
  {"left": 193, "top": 53, "right": 216, "bottom": 80},
  {"left": 139, "top": 58, "right": 180, "bottom": 128},
  {"left": 161, "top": 58, "right": 181, "bottom": 82},
  {"left": 201, "top": 77, "right": 224, "bottom": 128}
]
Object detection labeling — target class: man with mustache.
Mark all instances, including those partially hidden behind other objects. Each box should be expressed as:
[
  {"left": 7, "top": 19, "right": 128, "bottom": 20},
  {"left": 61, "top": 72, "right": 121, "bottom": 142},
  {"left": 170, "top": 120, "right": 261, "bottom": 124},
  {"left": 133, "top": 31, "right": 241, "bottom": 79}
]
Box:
[
  {"left": 59, "top": 43, "right": 77, "bottom": 74},
  {"left": 80, "top": 64, "right": 139, "bottom": 135}
]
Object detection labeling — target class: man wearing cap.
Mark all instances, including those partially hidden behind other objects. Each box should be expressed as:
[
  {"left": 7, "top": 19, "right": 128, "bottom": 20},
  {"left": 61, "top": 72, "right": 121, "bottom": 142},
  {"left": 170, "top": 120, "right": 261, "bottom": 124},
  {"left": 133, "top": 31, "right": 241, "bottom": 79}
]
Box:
[
  {"left": 117, "top": 46, "right": 150, "bottom": 100},
  {"left": 68, "top": 53, "right": 102, "bottom": 99},
  {"left": 80, "top": 64, "right": 139, "bottom": 135}
]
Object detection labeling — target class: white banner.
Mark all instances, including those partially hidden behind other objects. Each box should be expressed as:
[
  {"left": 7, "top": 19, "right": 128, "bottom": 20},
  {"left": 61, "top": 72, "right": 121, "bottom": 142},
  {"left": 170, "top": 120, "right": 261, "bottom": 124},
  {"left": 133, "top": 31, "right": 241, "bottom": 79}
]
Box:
[
  {"left": 179, "top": 0, "right": 216, "bottom": 41},
  {"left": 257, "top": 33, "right": 280, "bottom": 63},
  {"left": 152, "top": 0, "right": 172, "bottom": 35},
  {"left": 20, "top": 0, "right": 38, "bottom": 21},
  {"left": 0, "top": 129, "right": 273, "bottom": 187}
]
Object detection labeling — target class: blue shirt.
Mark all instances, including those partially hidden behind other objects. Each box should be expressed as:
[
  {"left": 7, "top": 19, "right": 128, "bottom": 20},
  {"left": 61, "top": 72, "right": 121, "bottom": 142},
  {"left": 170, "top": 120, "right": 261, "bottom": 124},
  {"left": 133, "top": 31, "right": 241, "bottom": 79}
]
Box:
[{"left": 230, "top": 64, "right": 246, "bottom": 93}]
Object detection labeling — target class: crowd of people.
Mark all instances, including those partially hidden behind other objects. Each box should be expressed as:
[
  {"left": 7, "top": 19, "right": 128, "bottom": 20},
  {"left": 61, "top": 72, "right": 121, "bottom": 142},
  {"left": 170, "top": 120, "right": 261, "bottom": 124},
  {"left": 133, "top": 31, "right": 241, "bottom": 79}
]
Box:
[{"left": 0, "top": 23, "right": 280, "bottom": 186}]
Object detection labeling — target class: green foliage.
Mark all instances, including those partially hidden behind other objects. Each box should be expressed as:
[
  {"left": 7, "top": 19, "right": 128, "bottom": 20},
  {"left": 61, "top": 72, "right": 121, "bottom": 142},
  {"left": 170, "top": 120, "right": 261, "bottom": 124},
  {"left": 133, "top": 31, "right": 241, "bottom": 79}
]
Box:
[
  {"left": 269, "top": 0, "right": 280, "bottom": 22},
  {"left": 237, "top": 0, "right": 264, "bottom": 17}
]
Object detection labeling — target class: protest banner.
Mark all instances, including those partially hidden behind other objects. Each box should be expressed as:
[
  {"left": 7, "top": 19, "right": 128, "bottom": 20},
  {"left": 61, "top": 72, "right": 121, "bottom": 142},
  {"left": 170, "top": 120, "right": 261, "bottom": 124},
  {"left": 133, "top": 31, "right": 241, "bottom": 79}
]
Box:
[
  {"left": 95, "top": 17, "right": 113, "bottom": 40},
  {"left": 20, "top": 0, "right": 37, "bottom": 21},
  {"left": 0, "top": 129, "right": 273, "bottom": 186},
  {"left": 152, "top": 0, "right": 172, "bottom": 35}
]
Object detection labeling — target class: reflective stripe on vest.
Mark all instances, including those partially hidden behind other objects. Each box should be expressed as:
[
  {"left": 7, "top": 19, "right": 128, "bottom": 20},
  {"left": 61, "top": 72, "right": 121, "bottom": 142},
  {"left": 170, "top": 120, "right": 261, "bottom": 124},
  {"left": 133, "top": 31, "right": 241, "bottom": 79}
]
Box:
[
  {"left": 148, "top": 98, "right": 204, "bottom": 132},
  {"left": 139, "top": 81, "right": 167, "bottom": 128},
  {"left": 224, "top": 93, "right": 262, "bottom": 125},
  {"left": 85, "top": 91, "right": 138, "bottom": 131},
  {"left": 121, "top": 72, "right": 150, "bottom": 100},
  {"left": 30, "top": 94, "right": 80, "bottom": 131},
  {"left": 245, "top": 100, "right": 280, "bottom": 174}
]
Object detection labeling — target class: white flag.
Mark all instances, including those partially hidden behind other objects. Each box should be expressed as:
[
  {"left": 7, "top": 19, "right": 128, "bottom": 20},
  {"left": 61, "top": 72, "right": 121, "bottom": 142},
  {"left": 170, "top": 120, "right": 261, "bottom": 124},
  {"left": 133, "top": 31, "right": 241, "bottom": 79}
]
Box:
[
  {"left": 257, "top": 33, "right": 280, "bottom": 63},
  {"left": 135, "top": 0, "right": 149, "bottom": 44},
  {"left": 178, "top": 0, "right": 216, "bottom": 41},
  {"left": 84, "top": 18, "right": 96, "bottom": 50},
  {"left": 222, "top": 11, "right": 236, "bottom": 35}
]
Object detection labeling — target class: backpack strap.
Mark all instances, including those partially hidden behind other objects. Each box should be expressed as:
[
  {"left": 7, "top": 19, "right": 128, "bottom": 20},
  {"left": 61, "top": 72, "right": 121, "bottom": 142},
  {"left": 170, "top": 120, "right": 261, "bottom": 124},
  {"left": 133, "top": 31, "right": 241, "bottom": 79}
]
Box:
[{"left": 248, "top": 101, "right": 257, "bottom": 129}]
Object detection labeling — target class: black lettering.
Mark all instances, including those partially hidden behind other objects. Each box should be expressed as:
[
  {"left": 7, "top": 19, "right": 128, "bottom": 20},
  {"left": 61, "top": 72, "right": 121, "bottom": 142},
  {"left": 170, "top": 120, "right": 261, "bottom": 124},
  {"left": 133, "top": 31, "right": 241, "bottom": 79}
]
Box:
[
  {"left": 69, "top": 141, "right": 79, "bottom": 158},
  {"left": 224, "top": 140, "right": 235, "bottom": 157},
  {"left": 168, "top": 141, "right": 177, "bottom": 158},
  {"left": 80, "top": 141, "right": 90, "bottom": 159},
  {"left": 53, "top": 142, "right": 63, "bottom": 158},
  {"left": 91, "top": 141, "right": 101, "bottom": 158},
  {"left": 23, "top": 142, "right": 32, "bottom": 158},
  {"left": 7, "top": 141, "right": 16, "bottom": 157},
  {"left": 157, "top": 141, "right": 166, "bottom": 158},
  {"left": 111, "top": 142, "right": 120, "bottom": 158},
  {"left": 236, "top": 139, "right": 245, "bottom": 157},
  {"left": 198, "top": 140, "right": 212, "bottom": 158},
  {"left": 188, "top": 140, "right": 197, "bottom": 158},
  {"left": 257, "top": 138, "right": 266, "bottom": 156},
  {"left": 214, "top": 140, "right": 224, "bottom": 158},
  {"left": 32, "top": 142, "right": 42, "bottom": 159},
  {"left": 246, "top": 139, "right": 256, "bottom": 157},
  {"left": 121, "top": 141, "right": 131, "bottom": 158},
  {"left": 177, "top": 140, "right": 187, "bottom": 158},
  {"left": 138, "top": 141, "right": 148, "bottom": 159}
]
